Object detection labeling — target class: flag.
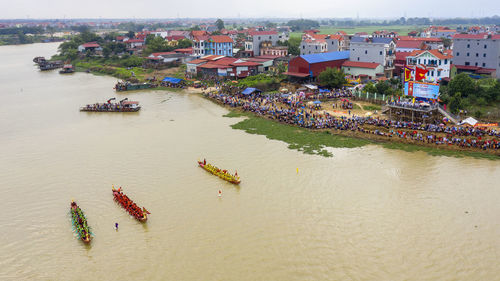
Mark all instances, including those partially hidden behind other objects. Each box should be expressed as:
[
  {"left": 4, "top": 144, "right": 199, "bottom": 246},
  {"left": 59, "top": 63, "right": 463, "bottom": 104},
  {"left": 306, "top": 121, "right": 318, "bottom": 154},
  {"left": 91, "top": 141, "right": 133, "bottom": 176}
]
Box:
[
  {"left": 142, "top": 207, "right": 151, "bottom": 215},
  {"left": 415, "top": 66, "right": 428, "bottom": 81},
  {"left": 404, "top": 67, "right": 412, "bottom": 82}
]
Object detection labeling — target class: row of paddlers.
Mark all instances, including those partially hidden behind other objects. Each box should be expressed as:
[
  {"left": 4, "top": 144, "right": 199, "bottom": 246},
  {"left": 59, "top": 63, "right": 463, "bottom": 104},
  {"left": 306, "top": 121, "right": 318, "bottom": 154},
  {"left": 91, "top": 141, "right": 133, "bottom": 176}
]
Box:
[{"left": 70, "top": 187, "right": 150, "bottom": 244}]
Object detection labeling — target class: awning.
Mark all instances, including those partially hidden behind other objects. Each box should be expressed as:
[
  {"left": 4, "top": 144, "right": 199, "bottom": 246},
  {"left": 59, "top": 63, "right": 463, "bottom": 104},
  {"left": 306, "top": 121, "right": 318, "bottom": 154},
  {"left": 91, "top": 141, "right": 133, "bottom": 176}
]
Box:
[
  {"left": 241, "top": 87, "right": 262, "bottom": 95},
  {"left": 304, "top": 84, "right": 318, "bottom": 90},
  {"left": 283, "top": 71, "right": 310, "bottom": 78},
  {"left": 319, "top": 88, "right": 330, "bottom": 93},
  {"left": 313, "top": 100, "right": 321, "bottom": 104},
  {"left": 162, "top": 77, "right": 183, "bottom": 84}
]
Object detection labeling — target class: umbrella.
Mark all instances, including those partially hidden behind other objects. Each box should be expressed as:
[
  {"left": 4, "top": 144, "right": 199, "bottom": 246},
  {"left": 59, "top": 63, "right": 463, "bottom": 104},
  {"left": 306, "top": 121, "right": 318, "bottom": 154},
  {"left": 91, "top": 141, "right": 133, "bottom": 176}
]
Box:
[
  {"left": 313, "top": 100, "right": 321, "bottom": 105},
  {"left": 280, "top": 88, "right": 288, "bottom": 92}
]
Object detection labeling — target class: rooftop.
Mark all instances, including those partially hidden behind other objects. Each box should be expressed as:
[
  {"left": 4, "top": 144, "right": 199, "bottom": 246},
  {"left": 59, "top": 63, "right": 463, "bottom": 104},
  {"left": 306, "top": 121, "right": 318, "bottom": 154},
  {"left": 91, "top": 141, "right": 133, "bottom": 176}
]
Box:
[{"left": 300, "top": 51, "right": 350, "bottom": 64}]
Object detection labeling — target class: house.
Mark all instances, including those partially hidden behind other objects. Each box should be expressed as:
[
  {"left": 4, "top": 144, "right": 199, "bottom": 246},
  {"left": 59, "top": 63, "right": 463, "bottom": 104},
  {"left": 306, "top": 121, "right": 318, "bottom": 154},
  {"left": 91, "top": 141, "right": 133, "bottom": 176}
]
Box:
[
  {"left": 372, "top": 30, "right": 398, "bottom": 38},
  {"left": 397, "top": 36, "right": 444, "bottom": 50},
  {"left": 396, "top": 40, "right": 427, "bottom": 52},
  {"left": 77, "top": 42, "right": 102, "bottom": 53},
  {"left": 124, "top": 38, "right": 145, "bottom": 48},
  {"left": 284, "top": 51, "right": 350, "bottom": 79},
  {"left": 245, "top": 31, "right": 279, "bottom": 57},
  {"left": 300, "top": 34, "right": 345, "bottom": 55},
  {"left": 195, "top": 57, "right": 261, "bottom": 78},
  {"left": 394, "top": 52, "right": 412, "bottom": 76},
  {"left": 452, "top": 33, "right": 500, "bottom": 78},
  {"left": 405, "top": 49, "right": 453, "bottom": 82},
  {"left": 342, "top": 61, "right": 384, "bottom": 80},
  {"left": 192, "top": 35, "right": 233, "bottom": 57},
  {"left": 259, "top": 41, "right": 288, "bottom": 56},
  {"left": 421, "top": 26, "right": 456, "bottom": 39},
  {"left": 349, "top": 37, "right": 396, "bottom": 77}
]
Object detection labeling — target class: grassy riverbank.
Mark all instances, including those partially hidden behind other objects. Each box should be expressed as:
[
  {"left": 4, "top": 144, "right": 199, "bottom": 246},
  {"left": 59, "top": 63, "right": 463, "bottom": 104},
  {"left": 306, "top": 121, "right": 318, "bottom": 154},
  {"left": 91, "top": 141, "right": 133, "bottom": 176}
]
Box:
[{"left": 223, "top": 110, "right": 500, "bottom": 160}]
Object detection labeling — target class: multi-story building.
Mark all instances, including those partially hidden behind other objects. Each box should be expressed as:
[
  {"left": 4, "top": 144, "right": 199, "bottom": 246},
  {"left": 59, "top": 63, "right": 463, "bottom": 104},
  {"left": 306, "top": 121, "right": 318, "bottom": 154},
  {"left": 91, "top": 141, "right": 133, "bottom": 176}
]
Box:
[
  {"left": 372, "top": 30, "right": 398, "bottom": 38},
  {"left": 192, "top": 35, "right": 233, "bottom": 57},
  {"left": 299, "top": 34, "right": 345, "bottom": 55},
  {"left": 405, "top": 49, "right": 453, "bottom": 82},
  {"left": 259, "top": 41, "right": 288, "bottom": 56},
  {"left": 349, "top": 37, "right": 396, "bottom": 77},
  {"left": 452, "top": 33, "right": 500, "bottom": 78},
  {"left": 421, "top": 26, "right": 456, "bottom": 39},
  {"left": 245, "top": 31, "right": 279, "bottom": 57}
]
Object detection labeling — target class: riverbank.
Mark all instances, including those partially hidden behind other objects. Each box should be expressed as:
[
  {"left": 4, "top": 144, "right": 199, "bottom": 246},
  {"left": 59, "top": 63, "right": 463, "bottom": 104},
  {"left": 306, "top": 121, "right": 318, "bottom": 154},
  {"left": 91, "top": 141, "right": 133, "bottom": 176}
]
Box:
[
  {"left": 66, "top": 67, "right": 500, "bottom": 160},
  {"left": 210, "top": 99, "right": 500, "bottom": 160}
]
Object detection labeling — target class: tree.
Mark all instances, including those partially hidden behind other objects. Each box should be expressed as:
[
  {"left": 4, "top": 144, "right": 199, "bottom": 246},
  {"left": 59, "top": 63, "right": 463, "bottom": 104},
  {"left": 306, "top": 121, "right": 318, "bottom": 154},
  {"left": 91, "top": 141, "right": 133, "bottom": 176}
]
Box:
[
  {"left": 286, "top": 19, "right": 319, "bottom": 31},
  {"left": 102, "top": 46, "right": 112, "bottom": 58},
  {"left": 317, "top": 68, "right": 346, "bottom": 89},
  {"left": 126, "top": 31, "right": 135, "bottom": 39},
  {"left": 375, "top": 81, "right": 393, "bottom": 96},
  {"left": 177, "top": 39, "right": 193, "bottom": 49},
  {"left": 189, "top": 25, "right": 201, "bottom": 31},
  {"left": 448, "top": 73, "right": 476, "bottom": 98},
  {"left": 363, "top": 82, "right": 377, "bottom": 94},
  {"left": 215, "top": 19, "right": 225, "bottom": 31},
  {"left": 448, "top": 92, "right": 464, "bottom": 114},
  {"left": 440, "top": 37, "right": 452, "bottom": 48}
]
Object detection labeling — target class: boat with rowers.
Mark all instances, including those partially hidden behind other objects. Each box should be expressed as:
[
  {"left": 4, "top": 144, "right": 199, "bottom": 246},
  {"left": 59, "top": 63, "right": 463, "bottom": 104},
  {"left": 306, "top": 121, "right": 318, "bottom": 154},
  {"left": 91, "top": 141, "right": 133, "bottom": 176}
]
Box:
[
  {"left": 197, "top": 159, "right": 241, "bottom": 184},
  {"left": 70, "top": 201, "right": 92, "bottom": 244},
  {"left": 112, "top": 187, "right": 150, "bottom": 222},
  {"left": 80, "top": 98, "right": 141, "bottom": 112}
]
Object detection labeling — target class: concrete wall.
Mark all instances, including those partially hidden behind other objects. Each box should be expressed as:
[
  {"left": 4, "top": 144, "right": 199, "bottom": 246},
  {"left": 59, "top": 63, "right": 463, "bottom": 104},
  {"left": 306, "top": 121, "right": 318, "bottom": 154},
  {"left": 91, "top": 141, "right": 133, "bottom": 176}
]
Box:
[{"left": 342, "top": 64, "right": 384, "bottom": 78}]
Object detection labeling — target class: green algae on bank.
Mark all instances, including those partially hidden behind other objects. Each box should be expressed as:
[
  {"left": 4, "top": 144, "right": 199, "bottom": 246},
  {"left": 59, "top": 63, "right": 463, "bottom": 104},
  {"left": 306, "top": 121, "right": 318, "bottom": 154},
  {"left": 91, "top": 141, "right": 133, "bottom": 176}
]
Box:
[
  {"left": 226, "top": 111, "right": 370, "bottom": 157},
  {"left": 224, "top": 110, "right": 500, "bottom": 160}
]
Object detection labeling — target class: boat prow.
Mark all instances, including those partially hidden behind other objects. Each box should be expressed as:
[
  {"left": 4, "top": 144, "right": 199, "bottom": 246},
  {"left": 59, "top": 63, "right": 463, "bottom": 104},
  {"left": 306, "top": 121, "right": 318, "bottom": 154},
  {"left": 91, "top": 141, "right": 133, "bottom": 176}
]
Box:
[{"left": 198, "top": 160, "right": 241, "bottom": 184}]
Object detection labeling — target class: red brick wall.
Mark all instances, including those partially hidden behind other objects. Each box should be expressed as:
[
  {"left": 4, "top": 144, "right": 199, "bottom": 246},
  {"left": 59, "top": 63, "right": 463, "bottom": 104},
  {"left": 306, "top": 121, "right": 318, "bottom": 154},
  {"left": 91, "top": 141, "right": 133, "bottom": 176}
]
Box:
[{"left": 288, "top": 57, "right": 347, "bottom": 77}]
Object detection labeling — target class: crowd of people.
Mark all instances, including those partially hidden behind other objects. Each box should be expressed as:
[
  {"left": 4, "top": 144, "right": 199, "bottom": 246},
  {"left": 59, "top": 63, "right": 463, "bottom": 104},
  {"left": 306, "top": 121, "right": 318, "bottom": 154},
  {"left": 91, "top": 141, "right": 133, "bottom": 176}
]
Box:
[
  {"left": 112, "top": 187, "right": 149, "bottom": 220},
  {"left": 204, "top": 89, "right": 500, "bottom": 152}
]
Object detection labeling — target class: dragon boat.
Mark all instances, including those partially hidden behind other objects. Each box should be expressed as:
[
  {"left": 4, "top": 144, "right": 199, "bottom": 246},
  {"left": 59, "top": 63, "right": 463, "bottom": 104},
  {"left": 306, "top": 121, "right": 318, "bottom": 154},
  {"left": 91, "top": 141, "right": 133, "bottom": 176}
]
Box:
[
  {"left": 197, "top": 159, "right": 241, "bottom": 184},
  {"left": 70, "top": 201, "right": 92, "bottom": 243},
  {"left": 112, "top": 187, "right": 150, "bottom": 222}
]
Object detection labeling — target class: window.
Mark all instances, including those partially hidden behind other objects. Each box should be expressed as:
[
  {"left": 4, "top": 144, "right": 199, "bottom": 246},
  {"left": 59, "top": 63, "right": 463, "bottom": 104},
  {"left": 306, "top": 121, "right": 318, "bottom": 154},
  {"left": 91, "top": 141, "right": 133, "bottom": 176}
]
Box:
[
  {"left": 467, "top": 53, "right": 470, "bottom": 57},
  {"left": 365, "top": 50, "right": 367, "bottom": 54},
  {"left": 484, "top": 44, "right": 487, "bottom": 49},
  {"left": 456, "top": 52, "right": 459, "bottom": 56},
  {"left": 439, "top": 60, "right": 442, "bottom": 65},
  {"left": 269, "top": 36, "right": 271, "bottom": 39},
  {"left": 258, "top": 36, "right": 261, "bottom": 40},
  {"left": 476, "top": 53, "right": 479, "bottom": 57},
  {"left": 483, "top": 63, "right": 486, "bottom": 67},
  {"left": 465, "top": 62, "right": 470, "bottom": 66},
  {"left": 302, "top": 45, "right": 305, "bottom": 49},
  {"left": 444, "top": 59, "right": 448, "bottom": 64},
  {"left": 315, "top": 46, "right": 318, "bottom": 50},
  {"left": 483, "top": 53, "right": 486, "bottom": 57},
  {"left": 475, "top": 62, "right": 478, "bottom": 66},
  {"left": 437, "top": 71, "right": 441, "bottom": 76},
  {"left": 467, "top": 44, "right": 470, "bottom": 48},
  {"left": 357, "top": 57, "right": 360, "bottom": 61}
]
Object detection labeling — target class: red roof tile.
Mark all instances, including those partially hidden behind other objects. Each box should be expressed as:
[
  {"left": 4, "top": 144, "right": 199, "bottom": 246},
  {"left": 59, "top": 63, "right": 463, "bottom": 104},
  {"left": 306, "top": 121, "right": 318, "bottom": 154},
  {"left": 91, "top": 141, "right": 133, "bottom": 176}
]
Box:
[
  {"left": 187, "top": 59, "right": 208, "bottom": 64},
  {"left": 209, "top": 35, "right": 233, "bottom": 43},
  {"left": 248, "top": 31, "right": 278, "bottom": 36},
  {"left": 453, "top": 33, "right": 489, "bottom": 39},
  {"left": 81, "top": 42, "right": 100, "bottom": 48},
  {"left": 396, "top": 40, "right": 424, "bottom": 49},
  {"left": 407, "top": 49, "right": 453, "bottom": 60},
  {"left": 342, "top": 61, "right": 381, "bottom": 69}
]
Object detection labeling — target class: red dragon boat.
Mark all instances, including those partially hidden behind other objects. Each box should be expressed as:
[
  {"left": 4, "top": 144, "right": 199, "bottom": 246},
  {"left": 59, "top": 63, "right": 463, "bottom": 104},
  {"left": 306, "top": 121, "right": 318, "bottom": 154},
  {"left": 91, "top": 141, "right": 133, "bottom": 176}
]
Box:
[{"left": 112, "top": 187, "right": 150, "bottom": 222}]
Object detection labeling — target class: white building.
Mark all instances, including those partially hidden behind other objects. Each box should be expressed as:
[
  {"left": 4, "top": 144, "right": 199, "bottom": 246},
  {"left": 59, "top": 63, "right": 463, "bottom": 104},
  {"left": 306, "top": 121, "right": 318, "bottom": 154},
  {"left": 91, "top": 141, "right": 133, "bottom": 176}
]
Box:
[{"left": 406, "top": 49, "right": 453, "bottom": 82}]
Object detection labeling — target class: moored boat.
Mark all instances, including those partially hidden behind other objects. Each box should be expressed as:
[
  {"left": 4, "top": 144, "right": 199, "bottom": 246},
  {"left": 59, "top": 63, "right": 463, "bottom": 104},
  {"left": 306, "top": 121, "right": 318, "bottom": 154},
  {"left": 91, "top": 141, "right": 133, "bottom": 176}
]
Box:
[
  {"left": 33, "top": 56, "right": 46, "bottom": 64},
  {"left": 114, "top": 81, "right": 155, "bottom": 91},
  {"left": 80, "top": 98, "right": 141, "bottom": 112},
  {"left": 112, "top": 187, "right": 150, "bottom": 222},
  {"left": 198, "top": 159, "right": 241, "bottom": 184},
  {"left": 59, "top": 64, "right": 75, "bottom": 74},
  {"left": 70, "top": 201, "right": 92, "bottom": 243},
  {"left": 38, "top": 60, "right": 63, "bottom": 71}
]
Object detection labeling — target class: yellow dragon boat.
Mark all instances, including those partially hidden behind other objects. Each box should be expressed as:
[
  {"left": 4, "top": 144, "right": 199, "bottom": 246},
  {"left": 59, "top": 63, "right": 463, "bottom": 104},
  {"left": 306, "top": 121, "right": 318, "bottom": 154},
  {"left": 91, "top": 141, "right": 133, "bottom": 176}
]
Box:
[{"left": 198, "top": 159, "right": 241, "bottom": 184}]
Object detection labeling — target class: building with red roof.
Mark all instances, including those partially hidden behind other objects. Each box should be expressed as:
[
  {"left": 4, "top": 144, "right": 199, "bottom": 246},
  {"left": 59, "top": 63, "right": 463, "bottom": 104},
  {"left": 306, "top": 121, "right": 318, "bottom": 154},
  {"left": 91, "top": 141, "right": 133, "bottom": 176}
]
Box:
[
  {"left": 192, "top": 35, "right": 233, "bottom": 57},
  {"left": 342, "top": 60, "right": 384, "bottom": 79},
  {"left": 396, "top": 40, "right": 427, "bottom": 52},
  {"left": 300, "top": 33, "right": 346, "bottom": 55},
  {"left": 406, "top": 50, "right": 453, "bottom": 82},
  {"left": 77, "top": 42, "right": 102, "bottom": 53},
  {"left": 245, "top": 30, "right": 281, "bottom": 57}
]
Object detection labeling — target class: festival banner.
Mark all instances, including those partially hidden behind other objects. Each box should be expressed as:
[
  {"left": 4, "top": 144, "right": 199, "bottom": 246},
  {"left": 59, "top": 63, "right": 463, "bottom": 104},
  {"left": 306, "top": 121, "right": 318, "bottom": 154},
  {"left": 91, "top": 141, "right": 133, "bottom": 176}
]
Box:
[{"left": 404, "top": 81, "right": 440, "bottom": 99}]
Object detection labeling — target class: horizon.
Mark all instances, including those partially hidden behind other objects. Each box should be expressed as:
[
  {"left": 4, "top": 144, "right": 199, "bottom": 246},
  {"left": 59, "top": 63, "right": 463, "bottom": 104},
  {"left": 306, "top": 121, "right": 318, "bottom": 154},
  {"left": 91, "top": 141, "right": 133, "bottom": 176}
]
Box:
[{"left": 1, "top": 0, "right": 499, "bottom": 20}]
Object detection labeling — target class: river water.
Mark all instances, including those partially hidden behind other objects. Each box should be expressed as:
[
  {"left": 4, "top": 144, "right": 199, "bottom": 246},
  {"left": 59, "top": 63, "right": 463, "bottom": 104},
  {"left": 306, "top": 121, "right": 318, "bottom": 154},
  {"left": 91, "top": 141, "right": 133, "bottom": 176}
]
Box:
[{"left": 1, "top": 43, "right": 499, "bottom": 281}]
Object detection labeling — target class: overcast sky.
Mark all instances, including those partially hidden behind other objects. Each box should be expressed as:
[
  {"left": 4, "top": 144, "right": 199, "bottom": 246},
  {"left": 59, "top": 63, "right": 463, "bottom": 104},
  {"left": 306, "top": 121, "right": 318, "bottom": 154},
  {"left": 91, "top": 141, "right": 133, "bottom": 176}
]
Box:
[{"left": 1, "top": 0, "right": 499, "bottom": 19}]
